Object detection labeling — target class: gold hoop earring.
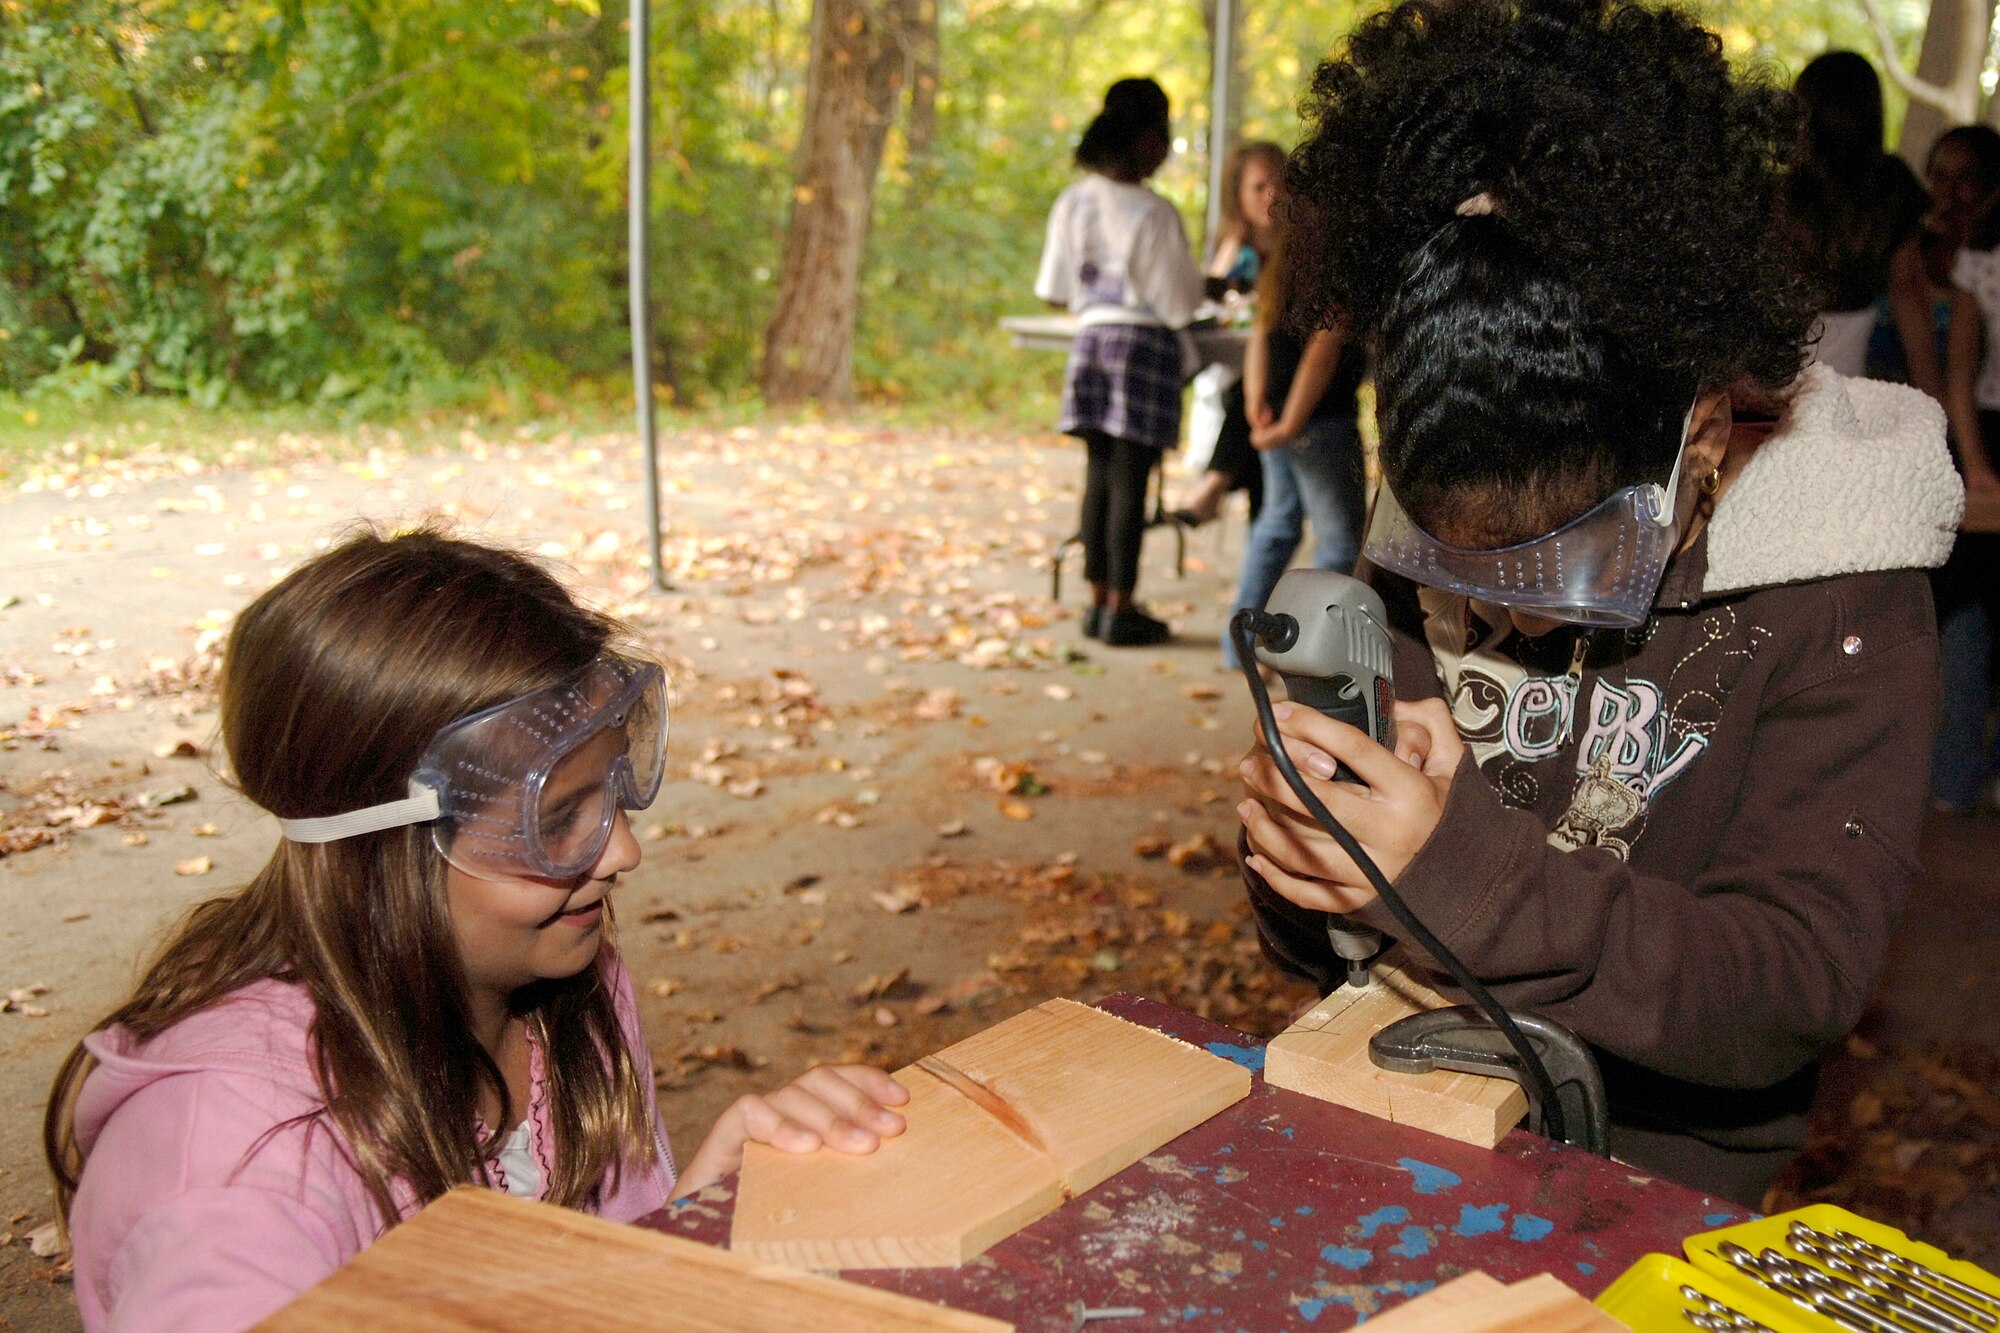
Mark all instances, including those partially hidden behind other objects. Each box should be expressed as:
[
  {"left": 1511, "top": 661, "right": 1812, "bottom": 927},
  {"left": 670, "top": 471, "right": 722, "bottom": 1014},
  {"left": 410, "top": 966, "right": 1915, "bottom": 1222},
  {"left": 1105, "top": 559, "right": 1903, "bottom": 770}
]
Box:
[{"left": 1698, "top": 465, "right": 1722, "bottom": 497}]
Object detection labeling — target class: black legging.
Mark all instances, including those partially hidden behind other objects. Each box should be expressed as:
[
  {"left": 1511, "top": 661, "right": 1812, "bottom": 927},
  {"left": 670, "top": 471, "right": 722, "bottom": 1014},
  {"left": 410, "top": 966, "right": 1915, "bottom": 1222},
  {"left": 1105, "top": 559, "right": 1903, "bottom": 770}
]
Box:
[
  {"left": 1208, "top": 381, "right": 1264, "bottom": 520},
  {"left": 1079, "top": 431, "right": 1156, "bottom": 595}
]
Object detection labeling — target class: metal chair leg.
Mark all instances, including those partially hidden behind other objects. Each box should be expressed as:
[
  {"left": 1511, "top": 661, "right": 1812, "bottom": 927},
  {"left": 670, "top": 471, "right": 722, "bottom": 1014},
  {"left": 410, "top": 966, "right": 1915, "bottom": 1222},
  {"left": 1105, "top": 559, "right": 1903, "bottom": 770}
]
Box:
[{"left": 1051, "top": 534, "right": 1082, "bottom": 603}]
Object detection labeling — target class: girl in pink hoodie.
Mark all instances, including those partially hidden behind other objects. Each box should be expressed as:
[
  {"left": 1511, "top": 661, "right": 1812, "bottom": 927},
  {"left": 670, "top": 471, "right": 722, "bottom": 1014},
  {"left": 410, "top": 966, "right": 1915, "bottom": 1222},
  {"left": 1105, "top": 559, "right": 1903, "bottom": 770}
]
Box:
[{"left": 44, "top": 529, "right": 909, "bottom": 1332}]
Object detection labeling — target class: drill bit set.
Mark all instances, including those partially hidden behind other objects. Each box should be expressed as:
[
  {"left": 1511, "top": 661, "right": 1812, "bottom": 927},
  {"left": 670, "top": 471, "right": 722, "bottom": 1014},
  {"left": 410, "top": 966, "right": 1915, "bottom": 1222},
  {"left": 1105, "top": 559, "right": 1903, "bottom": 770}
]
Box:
[{"left": 1595, "top": 1205, "right": 2000, "bottom": 1333}]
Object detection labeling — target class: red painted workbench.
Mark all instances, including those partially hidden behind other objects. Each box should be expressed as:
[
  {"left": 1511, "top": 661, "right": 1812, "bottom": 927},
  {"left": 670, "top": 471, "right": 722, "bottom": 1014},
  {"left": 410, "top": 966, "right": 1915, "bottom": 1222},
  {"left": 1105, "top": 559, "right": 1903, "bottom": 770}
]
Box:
[{"left": 642, "top": 994, "right": 1749, "bottom": 1330}]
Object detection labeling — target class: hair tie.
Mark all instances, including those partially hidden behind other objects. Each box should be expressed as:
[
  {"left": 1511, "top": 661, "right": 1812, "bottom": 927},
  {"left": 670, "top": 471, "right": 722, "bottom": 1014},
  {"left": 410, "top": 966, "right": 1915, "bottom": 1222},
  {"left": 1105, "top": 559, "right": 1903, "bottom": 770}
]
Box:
[{"left": 1455, "top": 191, "right": 1501, "bottom": 217}]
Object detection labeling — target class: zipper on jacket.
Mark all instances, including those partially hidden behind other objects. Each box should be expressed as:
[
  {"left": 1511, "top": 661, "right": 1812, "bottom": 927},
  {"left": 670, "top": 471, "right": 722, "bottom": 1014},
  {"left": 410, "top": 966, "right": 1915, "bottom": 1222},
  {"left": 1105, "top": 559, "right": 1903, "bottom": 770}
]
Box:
[{"left": 1561, "top": 631, "right": 1590, "bottom": 746}]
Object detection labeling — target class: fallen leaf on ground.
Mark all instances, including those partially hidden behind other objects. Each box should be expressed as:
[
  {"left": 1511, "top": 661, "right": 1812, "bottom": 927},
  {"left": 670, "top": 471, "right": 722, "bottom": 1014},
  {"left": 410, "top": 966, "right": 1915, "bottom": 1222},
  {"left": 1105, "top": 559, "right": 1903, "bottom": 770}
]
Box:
[
  {"left": 998, "top": 798, "right": 1034, "bottom": 821},
  {"left": 914, "top": 687, "right": 961, "bottom": 720},
  {"left": 682, "top": 1044, "right": 766, "bottom": 1071},
  {"left": 1132, "top": 833, "right": 1171, "bottom": 859},
  {"left": 138, "top": 784, "right": 197, "bottom": 809},
  {"left": 850, "top": 966, "right": 912, "bottom": 1004},
  {"left": 748, "top": 975, "right": 803, "bottom": 1004},
  {"left": 936, "top": 818, "right": 968, "bottom": 837},
  {"left": 1166, "top": 832, "right": 1222, "bottom": 870},
  {"left": 27, "top": 1221, "right": 64, "bottom": 1259},
  {"left": 174, "top": 856, "right": 213, "bottom": 876},
  {"left": 871, "top": 884, "right": 923, "bottom": 914}
]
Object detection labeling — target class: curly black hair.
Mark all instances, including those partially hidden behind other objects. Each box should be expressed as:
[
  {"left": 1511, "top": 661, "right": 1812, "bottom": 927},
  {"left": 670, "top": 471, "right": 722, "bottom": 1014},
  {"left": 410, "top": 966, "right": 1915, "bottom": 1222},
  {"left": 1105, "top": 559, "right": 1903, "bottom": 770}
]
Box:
[{"left": 1282, "top": 0, "right": 1816, "bottom": 541}]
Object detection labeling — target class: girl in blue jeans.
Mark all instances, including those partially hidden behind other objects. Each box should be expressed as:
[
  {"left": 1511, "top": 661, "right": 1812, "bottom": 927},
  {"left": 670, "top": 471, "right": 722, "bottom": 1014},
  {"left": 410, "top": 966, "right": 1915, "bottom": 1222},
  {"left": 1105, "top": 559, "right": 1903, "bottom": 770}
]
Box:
[{"left": 1223, "top": 233, "right": 1368, "bottom": 668}]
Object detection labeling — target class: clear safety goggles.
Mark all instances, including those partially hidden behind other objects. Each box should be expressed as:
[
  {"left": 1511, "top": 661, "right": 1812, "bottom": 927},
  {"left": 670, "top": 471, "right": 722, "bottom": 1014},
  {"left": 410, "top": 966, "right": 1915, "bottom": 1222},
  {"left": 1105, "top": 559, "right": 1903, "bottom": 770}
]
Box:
[
  {"left": 278, "top": 653, "right": 668, "bottom": 882},
  {"left": 1362, "top": 408, "right": 1695, "bottom": 629}
]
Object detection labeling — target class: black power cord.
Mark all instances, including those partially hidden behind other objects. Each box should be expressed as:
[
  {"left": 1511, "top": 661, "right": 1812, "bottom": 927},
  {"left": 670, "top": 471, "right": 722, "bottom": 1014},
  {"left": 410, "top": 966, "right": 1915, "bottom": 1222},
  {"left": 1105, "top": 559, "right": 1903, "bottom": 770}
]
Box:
[{"left": 1230, "top": 609, "right": 1568, "bottom": 1145}]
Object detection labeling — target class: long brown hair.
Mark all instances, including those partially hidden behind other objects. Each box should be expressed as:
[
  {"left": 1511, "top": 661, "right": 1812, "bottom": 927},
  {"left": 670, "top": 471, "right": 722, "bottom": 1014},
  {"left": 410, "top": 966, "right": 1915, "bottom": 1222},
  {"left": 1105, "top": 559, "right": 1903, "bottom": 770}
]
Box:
[
  {"left": 1214, "top": 140, "right": 1287, "bottom": 262},
  {"left": 45, "top": 527, "right": 658, "bottom": 1227}
]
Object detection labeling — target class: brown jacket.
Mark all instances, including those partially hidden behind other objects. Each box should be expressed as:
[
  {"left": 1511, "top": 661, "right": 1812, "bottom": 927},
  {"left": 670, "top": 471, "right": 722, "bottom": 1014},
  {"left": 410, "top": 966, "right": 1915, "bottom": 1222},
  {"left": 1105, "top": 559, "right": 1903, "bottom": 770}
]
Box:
[{"left": 1247, "top": 367, "right": 1964, "bottom": 1205}]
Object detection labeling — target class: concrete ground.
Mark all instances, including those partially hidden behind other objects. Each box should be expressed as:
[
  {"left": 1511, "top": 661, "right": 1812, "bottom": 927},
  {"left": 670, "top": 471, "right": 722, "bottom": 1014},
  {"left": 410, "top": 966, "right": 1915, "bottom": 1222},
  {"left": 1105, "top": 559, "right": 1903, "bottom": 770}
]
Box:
[{"left": 0, "top": 420, "right": 1994, "bottom": 1330}]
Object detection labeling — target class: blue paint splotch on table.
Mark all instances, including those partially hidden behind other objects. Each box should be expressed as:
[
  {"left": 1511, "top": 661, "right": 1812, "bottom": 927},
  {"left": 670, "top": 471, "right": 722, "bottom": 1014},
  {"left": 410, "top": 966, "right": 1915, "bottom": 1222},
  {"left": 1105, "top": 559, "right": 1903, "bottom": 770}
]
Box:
[
  {"left": 1396, "top": 1158, "right": 1462, "bottom": 1195},
  {"left": 1702, "top": 1212, "right": 1736, "bottom": 1227},
  {"left": 1454, "top": 1202, "right": 1510, "bottom": 1237},
  {"left": 1355, "top": 1205, "right": 1410, "bottom": 1239},
  {"left": 1575, "top": 1261, "right": 1598, "bottom": 1276},
  {"left": 1206, "top": 1041, "right": 1266, "bottom": 1072},
  {"left": 1297, "top": 1279, "right": 1439, "bottom": 1325},
  {"left": 1389, "top": 1225, "right": 1434, "bottom": 1259},
  {"left": 1321, "top": 1244, "right": 1373, "bottom": 1271},
  {"left": 1510, "top": 1214, "right": 1555, "bottom": 1243}
]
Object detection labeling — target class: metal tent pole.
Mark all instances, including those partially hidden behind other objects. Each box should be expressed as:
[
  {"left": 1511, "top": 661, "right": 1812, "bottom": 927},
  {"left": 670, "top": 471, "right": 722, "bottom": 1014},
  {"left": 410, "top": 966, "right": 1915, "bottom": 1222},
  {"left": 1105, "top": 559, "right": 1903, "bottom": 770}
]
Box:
[
  {"left": 1204, "top": 0, "right": 1236, "bottom": 248},
  {"left": 630, "top": 0, "right": 669, "bottom": 591}
]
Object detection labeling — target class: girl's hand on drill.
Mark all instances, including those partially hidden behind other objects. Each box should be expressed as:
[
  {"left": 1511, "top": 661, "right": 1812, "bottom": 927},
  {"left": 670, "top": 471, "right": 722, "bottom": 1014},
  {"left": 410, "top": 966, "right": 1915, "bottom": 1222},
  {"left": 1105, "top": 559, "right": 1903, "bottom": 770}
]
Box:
[
  {"left": 1237, "top": 698, "right": 1463, "bottom": 912},
  {"left": 672, "top": 1064, "right": 909, "bottom": 1198}
]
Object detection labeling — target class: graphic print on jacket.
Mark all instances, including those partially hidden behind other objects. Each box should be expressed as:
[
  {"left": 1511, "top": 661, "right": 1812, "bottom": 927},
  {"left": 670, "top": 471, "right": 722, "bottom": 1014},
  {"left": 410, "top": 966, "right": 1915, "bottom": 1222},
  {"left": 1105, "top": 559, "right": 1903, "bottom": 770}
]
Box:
[{"left": 1418, "top": 587, "right": 1772, "bottom": 860}]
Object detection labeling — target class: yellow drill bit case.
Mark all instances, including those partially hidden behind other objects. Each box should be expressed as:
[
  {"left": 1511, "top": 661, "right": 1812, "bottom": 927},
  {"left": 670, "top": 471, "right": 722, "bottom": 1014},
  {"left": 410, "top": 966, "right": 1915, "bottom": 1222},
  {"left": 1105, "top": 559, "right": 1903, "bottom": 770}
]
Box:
[{"left": 1595, "top": 1203, "right": 2000, "bottom": 1331}]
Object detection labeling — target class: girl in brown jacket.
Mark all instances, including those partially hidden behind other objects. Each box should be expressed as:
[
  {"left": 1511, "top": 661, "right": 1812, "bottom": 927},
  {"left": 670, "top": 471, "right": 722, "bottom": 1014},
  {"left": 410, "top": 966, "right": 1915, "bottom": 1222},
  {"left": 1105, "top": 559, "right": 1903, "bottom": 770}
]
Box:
[{"left": 1236, "top": 0, "right": 1963, "bottom": 1207}]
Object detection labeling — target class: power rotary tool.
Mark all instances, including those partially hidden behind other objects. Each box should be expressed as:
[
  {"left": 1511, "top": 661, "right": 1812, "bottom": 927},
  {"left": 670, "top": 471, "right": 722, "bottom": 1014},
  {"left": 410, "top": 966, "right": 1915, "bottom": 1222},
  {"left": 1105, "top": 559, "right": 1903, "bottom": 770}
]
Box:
[{"left": 1230, "top": 569, "right": 1607, "bottom": 1153}]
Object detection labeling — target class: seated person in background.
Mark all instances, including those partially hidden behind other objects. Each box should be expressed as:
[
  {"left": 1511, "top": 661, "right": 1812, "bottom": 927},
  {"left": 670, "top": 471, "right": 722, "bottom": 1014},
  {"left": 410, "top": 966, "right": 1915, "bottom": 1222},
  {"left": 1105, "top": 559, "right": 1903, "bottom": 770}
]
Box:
[
  {"left": 47, "top": 530, "right": 908, "bottom": 1332},
  {"left": 1179, "top": 140, "right": 1289, "bottom": 528},
  {"left": 1236, "top": 0, "right": 1960, "bottom": 1208}
]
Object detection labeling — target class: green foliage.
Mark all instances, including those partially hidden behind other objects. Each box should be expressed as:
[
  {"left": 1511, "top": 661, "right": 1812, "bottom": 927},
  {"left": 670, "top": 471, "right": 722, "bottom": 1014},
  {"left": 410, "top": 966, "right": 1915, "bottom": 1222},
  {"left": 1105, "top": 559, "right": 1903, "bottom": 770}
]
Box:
[
  {"left": 2, "top": 0, "right": 630, "bottom": 410},
  {"left": 0, "top": 0, "right": 1941, "bottom": 419}
]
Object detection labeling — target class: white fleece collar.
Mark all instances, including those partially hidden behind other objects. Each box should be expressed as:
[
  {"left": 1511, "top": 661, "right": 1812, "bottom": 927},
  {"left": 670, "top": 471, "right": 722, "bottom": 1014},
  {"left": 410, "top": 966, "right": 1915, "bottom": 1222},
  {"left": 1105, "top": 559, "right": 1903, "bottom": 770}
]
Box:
[{"left": 1703, "top": 365, "right": 1964, "bottom": 595}]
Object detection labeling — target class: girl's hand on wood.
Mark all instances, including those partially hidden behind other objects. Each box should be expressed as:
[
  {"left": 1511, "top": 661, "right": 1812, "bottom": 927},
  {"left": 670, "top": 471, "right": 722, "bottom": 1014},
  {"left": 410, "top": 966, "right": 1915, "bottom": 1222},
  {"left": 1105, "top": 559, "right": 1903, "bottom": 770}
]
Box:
[
  {"left": 1236, "top": 699, "right": 1463, "bottom": 911},
  {"left": 673, "top": 1064, "right": 910, "bottom": 1197}
]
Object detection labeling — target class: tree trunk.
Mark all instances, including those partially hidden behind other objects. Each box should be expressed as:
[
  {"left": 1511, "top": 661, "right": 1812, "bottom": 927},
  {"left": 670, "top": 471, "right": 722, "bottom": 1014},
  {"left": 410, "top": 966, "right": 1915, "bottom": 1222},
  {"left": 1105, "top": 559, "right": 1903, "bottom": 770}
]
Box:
[
  {"left": 906, "top": 0, "right": 939, "bottom": 163},
  {"left": 762, "top": 0, "right": 922, "bottom": 406}
]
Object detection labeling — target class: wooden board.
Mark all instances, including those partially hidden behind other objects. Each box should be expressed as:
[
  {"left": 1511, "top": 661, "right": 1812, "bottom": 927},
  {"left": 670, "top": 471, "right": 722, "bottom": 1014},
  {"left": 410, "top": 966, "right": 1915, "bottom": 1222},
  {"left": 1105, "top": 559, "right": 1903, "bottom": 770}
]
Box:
[
  {"left": 1264, "top": 959, "right": 1530, "bottom": 1148},
  {"left": 1365, "top": 1271, "right": 1628, "bottom": 1332},
  {"left": 259, "top": 1188, "right": 1009, "bottom": 1332},
  {"left": 729, "top": 998, "right": 1252, "bottom": 1269}
]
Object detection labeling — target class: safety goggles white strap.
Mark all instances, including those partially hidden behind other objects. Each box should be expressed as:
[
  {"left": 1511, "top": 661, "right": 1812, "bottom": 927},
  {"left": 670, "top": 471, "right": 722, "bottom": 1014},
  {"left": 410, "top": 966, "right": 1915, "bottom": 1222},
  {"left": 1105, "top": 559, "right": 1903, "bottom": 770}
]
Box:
[{"left": 278, "top": 779, "right": 441, "bottom": 844}]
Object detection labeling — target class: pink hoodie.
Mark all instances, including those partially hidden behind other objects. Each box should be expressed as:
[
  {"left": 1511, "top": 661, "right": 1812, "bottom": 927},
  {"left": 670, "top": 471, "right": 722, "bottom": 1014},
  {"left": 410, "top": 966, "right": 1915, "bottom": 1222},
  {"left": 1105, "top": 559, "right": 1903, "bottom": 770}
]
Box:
[{"left": 66, "top": 949, "right": 675, "bottom": 1332}]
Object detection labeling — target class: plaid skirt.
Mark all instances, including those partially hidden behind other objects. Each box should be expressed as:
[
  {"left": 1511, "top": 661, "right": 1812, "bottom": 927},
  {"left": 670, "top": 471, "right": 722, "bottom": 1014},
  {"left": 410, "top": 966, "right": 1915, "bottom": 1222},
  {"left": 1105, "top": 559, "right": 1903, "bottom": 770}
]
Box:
[{"left": 1059, "top": 323, "right": 1184, "bottom": 451}]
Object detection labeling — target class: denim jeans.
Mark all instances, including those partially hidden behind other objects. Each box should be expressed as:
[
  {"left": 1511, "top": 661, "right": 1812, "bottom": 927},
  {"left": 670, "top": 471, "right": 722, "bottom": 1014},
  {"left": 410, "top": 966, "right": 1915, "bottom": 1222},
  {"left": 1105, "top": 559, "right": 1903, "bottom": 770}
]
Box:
[
  {"left": 1930, "top": 598, "right": 2000, "bottom": 813},
  {"left": 1223, "top": 418, "right": 1366, "bottom": 668}
]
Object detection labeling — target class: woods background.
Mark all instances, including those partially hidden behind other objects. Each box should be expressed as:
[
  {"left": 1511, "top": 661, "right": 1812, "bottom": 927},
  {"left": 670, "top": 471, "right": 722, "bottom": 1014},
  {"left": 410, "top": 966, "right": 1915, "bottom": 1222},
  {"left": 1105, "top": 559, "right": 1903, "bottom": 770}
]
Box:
[{"left": 0, "top": 0, "right": 1945, "bottom": 428}]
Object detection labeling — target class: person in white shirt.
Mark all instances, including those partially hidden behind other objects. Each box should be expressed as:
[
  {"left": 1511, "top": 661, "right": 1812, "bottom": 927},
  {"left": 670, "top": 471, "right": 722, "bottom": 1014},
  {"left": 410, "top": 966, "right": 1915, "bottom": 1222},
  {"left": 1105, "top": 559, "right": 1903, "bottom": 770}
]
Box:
[{"left": 1035, "top": 77, "right": 1206, "bottom": 647}]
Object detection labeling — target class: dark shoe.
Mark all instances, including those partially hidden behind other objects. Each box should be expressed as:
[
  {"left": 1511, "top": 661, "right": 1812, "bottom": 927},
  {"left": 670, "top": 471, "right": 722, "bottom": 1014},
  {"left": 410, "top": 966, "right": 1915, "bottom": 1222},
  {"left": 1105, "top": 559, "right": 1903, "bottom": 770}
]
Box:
[
  {"left": 1081, "top": 606, "right": 1105, "bottom": 639},
  {"left": 1100, "top": 607, "right": 1171, "bottom": 647}
]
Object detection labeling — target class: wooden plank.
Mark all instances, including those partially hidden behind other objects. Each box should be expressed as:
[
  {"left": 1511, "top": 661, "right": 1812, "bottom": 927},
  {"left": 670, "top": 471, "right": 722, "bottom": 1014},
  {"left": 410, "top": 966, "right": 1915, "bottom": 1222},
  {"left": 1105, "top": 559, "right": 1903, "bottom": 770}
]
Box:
[
  {"left": 729, "top": 998, "right": 1252, "bottom": 1269},
  {"left": 1364, "top": 1271, "right": 1627, "bottom": 1332},
  {"left": 260, "top": 1189, "right": 1009, "bottom": 1332},
  {"left": 1264, "top": 959, "right": 1529, "bottom": 1148}
]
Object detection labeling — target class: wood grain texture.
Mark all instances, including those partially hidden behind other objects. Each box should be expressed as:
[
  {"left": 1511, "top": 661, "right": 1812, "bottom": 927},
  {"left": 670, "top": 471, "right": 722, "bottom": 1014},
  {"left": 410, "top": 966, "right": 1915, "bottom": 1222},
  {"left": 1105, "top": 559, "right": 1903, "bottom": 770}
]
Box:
[
  {"left": 729, "top": 998, "right": 1252, "bottom": 1269},
  {"left": 1264, "top": 960, "right": 1529, "bottom": 1148},
  {"left": 1364, "top": 1271, "right": 1627, "bottom": 1332},
  {"left": 259, "top": 1188, "right": 1010, "bottom": 1332}
]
